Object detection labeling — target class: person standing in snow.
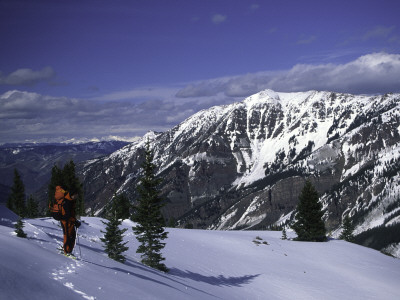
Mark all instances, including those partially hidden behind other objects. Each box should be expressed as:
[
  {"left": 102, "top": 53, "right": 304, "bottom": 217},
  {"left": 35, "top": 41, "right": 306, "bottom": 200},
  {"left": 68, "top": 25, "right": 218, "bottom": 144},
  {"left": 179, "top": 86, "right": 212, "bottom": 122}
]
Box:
[{"left": 54, "top": 186, "right": 81, "bottom": 254}]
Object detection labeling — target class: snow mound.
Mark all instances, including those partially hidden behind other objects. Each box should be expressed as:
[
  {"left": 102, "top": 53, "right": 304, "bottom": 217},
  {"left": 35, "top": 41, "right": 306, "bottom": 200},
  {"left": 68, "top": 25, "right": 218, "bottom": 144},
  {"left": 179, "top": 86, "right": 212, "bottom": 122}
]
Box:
[
  {"left": 0, "top": 204, "right": 19, "bottom": 228},
  {"left": 1, "top": 214, "right": 399, "bottom": 300}
]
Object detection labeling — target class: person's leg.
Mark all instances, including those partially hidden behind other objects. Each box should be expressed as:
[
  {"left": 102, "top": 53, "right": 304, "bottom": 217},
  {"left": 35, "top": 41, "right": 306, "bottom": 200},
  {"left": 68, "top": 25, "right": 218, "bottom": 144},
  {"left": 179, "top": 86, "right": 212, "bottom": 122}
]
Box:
[
  {"left": 60, "top": 220, "right": 68, "bottom": 253},
  {"left": 67, "top": 221, "right": 76, "bottom": 253},
  {"left": 63, "top": 220, "right": 76, "bottom": 254}
]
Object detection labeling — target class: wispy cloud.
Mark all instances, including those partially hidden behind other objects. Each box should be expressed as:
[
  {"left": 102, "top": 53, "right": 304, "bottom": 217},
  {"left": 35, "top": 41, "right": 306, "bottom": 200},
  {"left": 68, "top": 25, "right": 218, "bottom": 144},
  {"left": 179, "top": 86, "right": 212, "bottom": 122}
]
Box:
[
  {"left": 92, "top": 86, "right": 179, "bottom": 101},
  {"left": 297, "top": 35, "right": 317, "bottom": 45},
  {"left": 362, "top": 25, "right": 396, "bottom": 41},
  {"left": 212, "top": 14, "right": 227, "bottom": 24},
  {"left": 339, "top": 25, "right": 399, "bottom": 48},
  {"left": 0, "top": 67, "right": 55, "bottom": 86},
  {"left": 268, "top": 27, "right": 278, "bottom": 34},
  {"left": 249, "top": 4, "right": 260, "bottom": 11},
  {"left": 176, "top": 52, "right": 400, "bottom": 97}
]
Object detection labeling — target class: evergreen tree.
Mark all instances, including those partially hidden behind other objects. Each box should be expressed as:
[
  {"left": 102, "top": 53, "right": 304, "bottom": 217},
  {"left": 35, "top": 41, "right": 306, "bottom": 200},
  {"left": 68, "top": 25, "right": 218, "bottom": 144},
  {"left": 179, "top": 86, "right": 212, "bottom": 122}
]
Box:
[
  {"left": 184, "top": 223, "right": 194, "bottom": 229},
  {"left": 26, "top": 195, "right": 39, "bottom": 218},
  {"left": 132, "top": 141, "right": 168, "bottom": 272},
  {"left": 339, "top": 215, "right": 355, "bottom": 242},
  {"left": 7, "top": 169, "right": 26, "bottom": 217},
  {"left": 167, "top": 217, "right": 176, "bottom": 228},
  {"left": 47, "top": 161, "right": 85, "bottom": 216},
  {"left": 15, "top": 217, "right": 27, "bottom": 238},
  {"left": 100, "top": 211, "right": 129, "bottom": 263},
  {"left": 106, "top": 193, "right": 131, "bottom": 220},
  {"left": 292, "top": 180, "right": 327, "bottom": 242}
]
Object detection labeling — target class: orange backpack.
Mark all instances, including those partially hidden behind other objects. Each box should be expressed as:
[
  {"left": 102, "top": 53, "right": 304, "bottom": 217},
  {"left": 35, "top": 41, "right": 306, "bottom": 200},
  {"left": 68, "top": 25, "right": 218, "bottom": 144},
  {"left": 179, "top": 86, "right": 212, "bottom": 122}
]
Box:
[{"left": 49, "top": 186, "right": 70, "bottom": 220}]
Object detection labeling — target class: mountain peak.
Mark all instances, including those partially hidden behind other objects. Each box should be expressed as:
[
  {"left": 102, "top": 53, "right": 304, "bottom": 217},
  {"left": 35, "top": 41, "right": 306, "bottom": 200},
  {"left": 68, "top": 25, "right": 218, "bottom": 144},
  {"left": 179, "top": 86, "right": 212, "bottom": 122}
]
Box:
[
  {"left": 243, "top": 89, "right": 281, "bottom": 107},
  {"left": 243, "top": 89, "right": 320, "bottom": 108}
]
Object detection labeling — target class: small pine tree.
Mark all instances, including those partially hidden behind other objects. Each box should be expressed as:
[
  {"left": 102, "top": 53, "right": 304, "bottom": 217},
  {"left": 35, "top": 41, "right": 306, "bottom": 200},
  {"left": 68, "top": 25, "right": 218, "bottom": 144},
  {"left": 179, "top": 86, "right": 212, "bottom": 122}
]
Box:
[
  {"left": 106, "top": 193, "right": 130, "bottom": 220},
  {"left": 15, "top": 217, "right": 27, "bottom": 238},
  {"left": 184, "top": 223, "right": 194, "bottom": 229},
  {"left": 292, "top": 180, "right": 327, "bottom": 242},
  {"left": 167, "top": 217, "right": 176, "bottom": 228},
  {"left": 26, "top": 195, "right": 39, "bottom": 218},
  {"left": 339, "top": 215, "right": 355, "bottom": 242},
  {"left": 132, "top": 141, "right": 168, "bottom": 272},
  {"left": 281, "top": 227, "right": 287, "bottom": 240},
  {"left": 100, "top": 212, "right": 129, "bottom": 263},
  {"left": 7, "top": 169, "right": 26, "bottom": 217}
]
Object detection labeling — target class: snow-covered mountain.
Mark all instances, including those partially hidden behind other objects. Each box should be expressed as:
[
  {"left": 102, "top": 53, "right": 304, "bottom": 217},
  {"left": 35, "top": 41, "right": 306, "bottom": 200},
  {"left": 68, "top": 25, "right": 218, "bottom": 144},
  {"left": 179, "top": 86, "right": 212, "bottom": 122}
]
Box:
[
  {"left": 80, "top": 90, "right": 400, "bottom": 256},
  {"left": 1, "top": 204, "right": 400, "bottom": 300}
]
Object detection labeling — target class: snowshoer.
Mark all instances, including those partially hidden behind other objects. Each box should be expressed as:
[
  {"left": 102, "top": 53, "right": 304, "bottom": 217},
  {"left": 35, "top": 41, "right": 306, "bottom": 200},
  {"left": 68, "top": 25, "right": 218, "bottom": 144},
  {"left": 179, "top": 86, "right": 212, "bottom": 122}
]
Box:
[{"left": 53, "top": 186, "right": 81, "bottom": 254}]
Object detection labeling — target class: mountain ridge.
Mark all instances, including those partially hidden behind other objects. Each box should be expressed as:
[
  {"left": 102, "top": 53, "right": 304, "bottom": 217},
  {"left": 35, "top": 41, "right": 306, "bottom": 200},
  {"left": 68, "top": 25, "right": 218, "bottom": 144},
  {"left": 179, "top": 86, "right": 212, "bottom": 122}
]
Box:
[{"left": 80, "top": 89, "right": 400, "bottom": 256}]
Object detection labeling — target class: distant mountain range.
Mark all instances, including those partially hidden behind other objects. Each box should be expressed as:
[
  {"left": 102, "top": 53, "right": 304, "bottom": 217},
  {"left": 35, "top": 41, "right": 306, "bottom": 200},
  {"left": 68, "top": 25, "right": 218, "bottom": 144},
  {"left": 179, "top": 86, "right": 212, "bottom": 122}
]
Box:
[
  {"left": 80, "top": 89, "right": 400, "bottom": 257},
  {"left": 0, "top": 141, "right": 129, "bottom": 203}
]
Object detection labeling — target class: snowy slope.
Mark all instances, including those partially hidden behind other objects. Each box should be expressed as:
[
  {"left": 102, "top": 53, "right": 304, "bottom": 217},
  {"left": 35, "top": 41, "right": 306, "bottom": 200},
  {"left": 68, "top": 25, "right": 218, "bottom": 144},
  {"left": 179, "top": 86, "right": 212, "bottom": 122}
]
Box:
[
  {"left": 1, "top": 206, "right": 400, "bottom": 299},
  {"left": 0, "top": 203, "right": 18, "bottom": 227}
]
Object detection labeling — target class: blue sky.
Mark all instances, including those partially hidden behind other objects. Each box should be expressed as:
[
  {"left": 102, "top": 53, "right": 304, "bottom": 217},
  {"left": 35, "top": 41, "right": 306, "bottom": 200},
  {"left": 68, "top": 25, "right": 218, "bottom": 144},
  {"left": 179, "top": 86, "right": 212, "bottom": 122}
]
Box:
[{"left": 1, "top": 0, "right": 400, "bottom": 143}]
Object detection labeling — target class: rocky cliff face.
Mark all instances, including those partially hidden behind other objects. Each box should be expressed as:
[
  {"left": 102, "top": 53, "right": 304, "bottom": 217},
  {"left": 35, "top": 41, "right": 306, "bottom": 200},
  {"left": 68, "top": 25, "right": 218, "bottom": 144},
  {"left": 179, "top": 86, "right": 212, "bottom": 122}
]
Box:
[{"left": 80, "top": 90, "right": 400, "bottom": 256}]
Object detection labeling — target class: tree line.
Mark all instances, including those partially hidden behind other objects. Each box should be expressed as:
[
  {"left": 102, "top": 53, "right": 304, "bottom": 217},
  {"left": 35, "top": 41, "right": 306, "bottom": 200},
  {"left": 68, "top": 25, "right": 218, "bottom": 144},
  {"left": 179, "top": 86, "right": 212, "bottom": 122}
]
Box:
[{"left": 6, "top": 160, "right": 84, "bottom": 218}]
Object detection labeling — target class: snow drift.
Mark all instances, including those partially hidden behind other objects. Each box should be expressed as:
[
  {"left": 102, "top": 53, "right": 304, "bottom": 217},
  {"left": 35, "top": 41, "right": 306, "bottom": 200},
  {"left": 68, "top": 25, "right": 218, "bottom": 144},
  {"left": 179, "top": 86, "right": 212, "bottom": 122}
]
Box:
[{"left": 1, "top": 204, "right": 400, "bottom": 300}]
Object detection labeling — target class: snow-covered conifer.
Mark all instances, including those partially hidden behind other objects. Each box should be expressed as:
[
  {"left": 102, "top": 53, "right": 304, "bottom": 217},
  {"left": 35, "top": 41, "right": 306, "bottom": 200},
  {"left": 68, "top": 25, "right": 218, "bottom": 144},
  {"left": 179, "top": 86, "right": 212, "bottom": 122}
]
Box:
[
  {"left": 132, "top": 141, "right": 168, "bottom": 272},
  {"left": 292, "top": 180, "right": 327, "bottom": 242},
  {"left": 339, "top": 215, "right": 355, "bottom": 242},
  {"left": 100, "top": 212, "right": 129, "bottom": 263},
  {"left": 15, "top": 217, "right": 27, "bottom": 238}
]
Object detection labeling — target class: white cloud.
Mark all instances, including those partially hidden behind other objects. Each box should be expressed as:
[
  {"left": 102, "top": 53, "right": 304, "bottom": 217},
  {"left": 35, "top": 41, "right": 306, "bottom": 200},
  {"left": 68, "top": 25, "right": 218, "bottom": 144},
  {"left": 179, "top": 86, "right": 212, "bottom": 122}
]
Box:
[
  {"left": 212, "top": 14, "right": 227, "bottom": 24},
  {"left": 0, "top": 67, "right": 55, "bottom": 86},
  {"left": 176, "top": 52, "right": 400, "bottom": 97},
  {"left": 0, "top": 89, "right": 235, "bottom": 143}
]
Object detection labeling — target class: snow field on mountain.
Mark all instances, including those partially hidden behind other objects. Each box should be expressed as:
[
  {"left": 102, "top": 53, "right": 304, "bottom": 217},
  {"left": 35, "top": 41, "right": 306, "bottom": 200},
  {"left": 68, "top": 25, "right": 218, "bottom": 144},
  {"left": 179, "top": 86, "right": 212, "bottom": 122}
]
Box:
[
  {"left": 233, "top": 91, "right": 345, "bottom": 186},
  {"left": 1, "top": 205, "right": 400, "bottom": 300}
]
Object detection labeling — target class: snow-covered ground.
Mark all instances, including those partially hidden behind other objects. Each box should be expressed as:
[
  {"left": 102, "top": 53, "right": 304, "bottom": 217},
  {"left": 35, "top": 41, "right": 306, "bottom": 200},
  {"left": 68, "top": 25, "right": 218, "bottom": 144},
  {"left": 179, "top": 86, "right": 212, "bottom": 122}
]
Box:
[{"left": 1, "top": 204, "right": 400, "bottom": 300}]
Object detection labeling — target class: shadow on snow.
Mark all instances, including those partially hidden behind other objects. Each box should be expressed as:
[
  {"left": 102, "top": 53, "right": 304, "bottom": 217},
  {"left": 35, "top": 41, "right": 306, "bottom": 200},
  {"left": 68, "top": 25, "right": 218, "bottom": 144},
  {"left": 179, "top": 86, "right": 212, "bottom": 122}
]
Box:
[{"left": 169, "top": 268, "right": 260, "bottom": 287}]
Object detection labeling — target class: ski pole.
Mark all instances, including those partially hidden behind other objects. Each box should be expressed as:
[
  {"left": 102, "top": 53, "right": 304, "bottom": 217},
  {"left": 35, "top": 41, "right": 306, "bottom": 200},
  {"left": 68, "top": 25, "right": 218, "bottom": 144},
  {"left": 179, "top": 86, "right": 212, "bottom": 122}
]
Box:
[
  {"left": 77, "top": 228, "right": 82, "bottom": 258},
  {"left": 75, "top": 226, "right": 82, "bottom": 259}
]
